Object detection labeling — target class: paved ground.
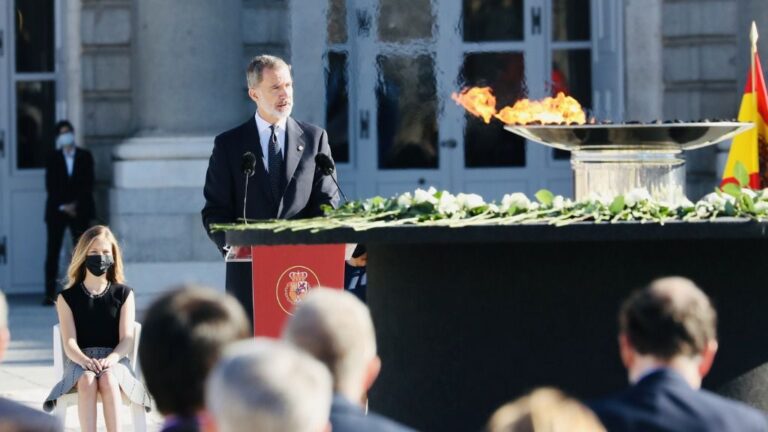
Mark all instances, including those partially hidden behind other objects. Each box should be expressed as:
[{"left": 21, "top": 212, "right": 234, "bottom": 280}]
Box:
[{"left": 0, "top": 294, "right": 164, "bottom": 431}]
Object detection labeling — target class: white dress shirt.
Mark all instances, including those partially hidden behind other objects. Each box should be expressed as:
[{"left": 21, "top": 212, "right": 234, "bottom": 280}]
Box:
[
  {"left": 254, "top": 113, "right": 287, "bottom": 173},
  {"left": 63, "top": 147, "right": 76, "bottom": 177}
]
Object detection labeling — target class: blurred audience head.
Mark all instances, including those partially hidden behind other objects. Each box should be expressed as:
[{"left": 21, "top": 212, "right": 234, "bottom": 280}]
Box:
[
  {"left": 206, "top": 338, "right": 332, "bottom": 432},
  {"left": 138, "top": 285, "right": 250, "bottom": 417},
  {"left": 618, "top": 276, "right": 718, "bottom": 387},
  {"left": 487, "top": 387, "right": 605, "bottom": 432},
  {"left": 0, "top": 290, "right": 8, "bottom": 361},
  {"left": 283, "top": 288, "right": 379, "bottom": 403}
]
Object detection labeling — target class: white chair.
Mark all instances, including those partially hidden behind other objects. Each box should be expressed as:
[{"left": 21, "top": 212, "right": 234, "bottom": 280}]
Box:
[{"left": 52, "top": 323, "right": 147, "bottom": 432}]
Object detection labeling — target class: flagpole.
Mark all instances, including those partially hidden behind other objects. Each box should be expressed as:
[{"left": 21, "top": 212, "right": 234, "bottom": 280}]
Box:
[{"left": 751, "top": 22, "right": 758, "bottom": 102}]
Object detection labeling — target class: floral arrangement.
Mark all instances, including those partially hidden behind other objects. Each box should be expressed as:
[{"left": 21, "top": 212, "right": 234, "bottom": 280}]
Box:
[{"left": 215, "top": 165, "right": 768, "bottom": 233}]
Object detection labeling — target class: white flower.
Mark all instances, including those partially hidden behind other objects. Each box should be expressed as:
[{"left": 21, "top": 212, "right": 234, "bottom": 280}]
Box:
[
  {"left": 487, "top": 203, "right": 500, "bottom": 213},
  {"left": 456, "top": 193, "right": 485, "bottom": 210},
  {"left": 702, "top": 192, "right": 734, "bottom": 208},
  {"left": 760, "top": 188, "right": 768, "bottom": 200},
  {"left": 755, "top": 201, "right": 768, "bottom": 213},
  {"left": 696, "top": 205, "right": 711, "bottom": 218},
  {"left": 625, "top": 188, "right": 652, "bottom": 207},
  {"left": 552, "top": 195, "right": 565, "bottom": 210},
  {"left": 742, "top": 188, "right": 757, "bottom": 199},
  {"left": 586, "top": 192, "right": 611, "bottom": 206},
  {"left": 679, "top": 197, "right": 695, "bottom": 209},
  {"left": 413, "top": 188, "right": 438, "bottom": 205},
  {"left": 529, "top": 202, "right": 540, "bottom": 211},
  {"left": 500, "top": 192, "right": 530, "bottom": 213},
  {"left": 438, "top": 191, "right": 460, "bottom": 215},
  {"left": 396, "top": 192, "right": 413, "bottom": 208}
]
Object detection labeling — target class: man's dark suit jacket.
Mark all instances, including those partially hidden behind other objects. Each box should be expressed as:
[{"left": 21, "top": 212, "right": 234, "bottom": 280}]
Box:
[
  {"left": 202, "top": 116, "right": 339, "bottom": 322},
  {"left": 44, "top": 148, "right": 95, "bottom": 224},
  {"left": 0, "top": 397, "right": 61, "bottom": 432},
  {"left": 590, "top": 369, "right": 768, "bottom": 432},
  {"left": 330, "top": 395, "right": 417, "bottom": 432}
]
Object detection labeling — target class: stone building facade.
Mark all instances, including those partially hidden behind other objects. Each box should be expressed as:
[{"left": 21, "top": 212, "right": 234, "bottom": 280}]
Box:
[{"left": 1, "top": 0, "right": 767, "bottom": 299}]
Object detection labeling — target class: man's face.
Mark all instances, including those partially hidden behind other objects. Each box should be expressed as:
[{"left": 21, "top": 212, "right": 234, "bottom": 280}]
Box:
[{"left": 250, "top": 66, "right": 293, "bottom": 123}]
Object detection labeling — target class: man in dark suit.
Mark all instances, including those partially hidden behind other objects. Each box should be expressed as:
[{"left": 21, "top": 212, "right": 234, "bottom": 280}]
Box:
[
  {"left": 202, "top": 55, "right": 339, "bottom": 323},
  {"left": 284, "top": 289, "right": 417, "bottom": 432},
  {"left": 0, "top": 290, "right": 62, "bottom": 431},
  {"left": 590, "top": 277, "right": 768, "bottom": 432},
  {"left": 44, "top": 121, "right": 95, "bottom": 305}
]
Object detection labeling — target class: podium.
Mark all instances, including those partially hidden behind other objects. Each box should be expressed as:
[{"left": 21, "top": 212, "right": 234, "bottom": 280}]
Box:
[{"left": 227, "top": 244, "right": 346, "bottom": 337}]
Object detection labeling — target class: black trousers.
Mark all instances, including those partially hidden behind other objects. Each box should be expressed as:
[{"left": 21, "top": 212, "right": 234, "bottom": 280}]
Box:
[
  {"left": 226, "top": 261, "right": 254, "bottom": 327},
  {"left": 45, "top": 216, "right": 89, "bottom": 298}
]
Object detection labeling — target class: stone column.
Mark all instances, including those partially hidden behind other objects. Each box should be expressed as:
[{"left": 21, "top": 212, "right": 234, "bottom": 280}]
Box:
[{"left": 111, "top": 0, "right": 244, "bottom": 305}]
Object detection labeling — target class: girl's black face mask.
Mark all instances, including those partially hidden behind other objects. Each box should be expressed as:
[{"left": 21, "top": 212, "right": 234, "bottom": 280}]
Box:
[{"left": 85, "top": 255, "right": 114, "bottom": 277}]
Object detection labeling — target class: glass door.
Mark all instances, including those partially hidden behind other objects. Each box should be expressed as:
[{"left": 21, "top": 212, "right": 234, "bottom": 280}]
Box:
[
  {"left": 0, "top": 0, "right": 8, "bottom": 291},
  {"left": 351, "top": 0, "right": 450, "bottom": 198},
  {"left": 3, "top": 0, "right": 60, "bottom": 293}
]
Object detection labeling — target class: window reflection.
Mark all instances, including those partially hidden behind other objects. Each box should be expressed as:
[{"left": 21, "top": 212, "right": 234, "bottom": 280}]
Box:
[
  {"left": 376, "top": 55, "right": 438, "bottom": 169},
  {"left": 461, "top": 52, "right": 526, "bottom": 168},
  {"left": 328, "top": 0, "right": 347, "bottom": 44},
  {"left": 551, "top": 49, "right": 592, "bottom": 159},
  {"left": 17, "top": 81, "right": 56, "bottom": 169},
  {"left": 379, "top": 0, "right": 433, "bottom": 42},
  {"left": 326, "top": 52, "right": 349, "bottom": 163},
  {"left": 463, "top": 0, "right": 524, "bottom": 42},
  {"left": 15, "top": 0, "right": 55, "bottom": 73},
  {"left": 552, "top": 0, "right": 590, "bottom": 41}
]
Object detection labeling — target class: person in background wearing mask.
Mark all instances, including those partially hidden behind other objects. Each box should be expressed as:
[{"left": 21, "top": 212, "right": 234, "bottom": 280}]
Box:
[
  {"left": 44, "top": 120, "right": 96, "bottom": 305},
  {"left": 44, "top": 225, "right": 152, "bottom": 432}
]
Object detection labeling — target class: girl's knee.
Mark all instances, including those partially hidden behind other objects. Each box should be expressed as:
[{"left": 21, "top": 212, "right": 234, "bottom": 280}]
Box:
[
  {"left": 97, "top": 370, "right": 119, "bottom": 391},
  {"left": 77, "top": 372, "right": 97, "bottom": 392}
]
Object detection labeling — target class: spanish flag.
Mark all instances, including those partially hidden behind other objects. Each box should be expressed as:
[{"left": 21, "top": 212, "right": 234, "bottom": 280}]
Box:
[{"left": 722, "top": 25, "right": 768, "bottom": 188}]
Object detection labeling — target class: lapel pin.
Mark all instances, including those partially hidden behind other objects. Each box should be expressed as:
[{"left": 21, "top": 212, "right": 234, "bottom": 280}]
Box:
[{"left": 297, "top": 145, "right": 304, "bottom": 151}]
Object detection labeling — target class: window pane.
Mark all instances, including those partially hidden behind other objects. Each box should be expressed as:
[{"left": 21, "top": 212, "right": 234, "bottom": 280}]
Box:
[
  {"left": 463, "top": 0, "right": 524, "bottom": 42},
  {"left": 15, "top": 0, "right": 55, "bottom": 72},
  {"left": 552, "top": 0, "right": 590, "bottom": 41},
  {"left": 461, "top": 52, "right": 526, "bottom": 168},
  {"left": 379, "top": 0, "right": 433, "bottom": 42},
  {"left": 377, "top": 55, "right": 438, "bottom": 169},
  {"left": 328, "top": 0, "right": 347, "bottom": 44},
  {"left": 551, "top": 49, "right": 592, "bottom": 159},
  {"left": 17, "top": 81, "right": 56, "bottom": 169},
  {"left": 326, "top": 51, "right": 349, "bottom": 163}
]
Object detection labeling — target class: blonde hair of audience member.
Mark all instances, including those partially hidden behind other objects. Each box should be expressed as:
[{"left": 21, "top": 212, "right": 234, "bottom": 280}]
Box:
[
  {"left": 206, "top": 339, "right": 332, "bottom": 432},
  {"left": 65, "top": 225, "right": 125, "bottom": 289},
  {"left": 283, "top": 288, "right": 380, "bottom": 404},
  {"left": 487, "top": 388, "right": 606, "bottom": 432},
  {"left": 0, "top": 291, "right": 8, "bottom": 361},
  {"left": 618, "top": 276, "right": 718, "bottom": 389}
]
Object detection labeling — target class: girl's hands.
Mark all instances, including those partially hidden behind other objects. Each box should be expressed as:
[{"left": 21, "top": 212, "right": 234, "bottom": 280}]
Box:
[
  {"left": 82, "top": 357, "right": 103, "bottom": 374},
  {"left": 98, "top": 353, "right": 120, "bottom": 369}
]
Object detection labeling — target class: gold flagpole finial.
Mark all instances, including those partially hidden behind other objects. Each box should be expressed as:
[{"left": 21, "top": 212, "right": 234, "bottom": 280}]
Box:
[{"left": 751, "top": 21, "right": 759, "bottom": 52}]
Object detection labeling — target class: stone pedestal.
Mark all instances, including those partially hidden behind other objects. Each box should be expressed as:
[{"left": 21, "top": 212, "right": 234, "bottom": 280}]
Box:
[{"left": 111, "top": 0, "right": 244, "bottom": 306}]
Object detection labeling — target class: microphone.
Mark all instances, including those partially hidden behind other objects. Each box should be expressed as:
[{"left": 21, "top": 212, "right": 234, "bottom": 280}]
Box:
[
  {"left": 315, "top": 153, "right": 348, "bottom": 203},
  {"left": 241, "top": 152, "right": 257, "bottom": 223},
  {"left": 241, "top": 152, "right": 257, "bottom": 177}
]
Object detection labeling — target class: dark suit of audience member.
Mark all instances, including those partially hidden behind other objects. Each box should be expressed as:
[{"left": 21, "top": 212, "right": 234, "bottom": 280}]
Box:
[
  {"left": 0, "top": 397, "right": 61, "bottom": 432},
  {"left": 590, "top": 277, "right": 768, "bottom": 432},
  {"left": 44, "top": 124, "right": 95, "bottom": 304},
  {"left": 591, "top": 369, "right": 767, "bottom": 432},
  {"left": 331, "top": 395, "right": 415, "bottom": 432},
  {"left": 202, "top": 56, "right": 338, "bottom": 324}
]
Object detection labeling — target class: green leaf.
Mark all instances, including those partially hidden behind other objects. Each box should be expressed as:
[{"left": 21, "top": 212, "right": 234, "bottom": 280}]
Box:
[
  {"left": 535, "top": 189, "right": 554, "bottom": 206},
  {"left": 609, "top": 195, "right": 625, "bottom": 215},
  {"left": 722, "top": 183, "right": 742, "bottom": 199},
  {"left": 734, "top": 161, "right": 750, "bottom": 188},
  {"left": 740, "top": 194, "right": 756, "bottom": 213},
  {"left": 724, "top": 200, "right": 736, "bottom": 216}
]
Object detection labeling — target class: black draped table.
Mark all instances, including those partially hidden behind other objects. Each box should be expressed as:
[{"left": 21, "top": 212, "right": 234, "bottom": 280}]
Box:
[{"left": 226, "top": 220, "right": 768, "bottom": 431}]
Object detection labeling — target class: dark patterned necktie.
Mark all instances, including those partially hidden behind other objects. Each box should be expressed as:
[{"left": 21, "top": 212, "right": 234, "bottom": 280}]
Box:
[{"left": 268, "top": 124, "right": 283, "bottom": 201}]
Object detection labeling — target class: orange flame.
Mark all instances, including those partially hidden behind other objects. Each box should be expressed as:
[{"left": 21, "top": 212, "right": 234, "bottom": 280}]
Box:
[
  {"left": 451, "top": 87, "right": 497, "bottom": 124},
  {"left": 495, "top": 92, "right": 586, "bottom": 125},
  {"left": 452, "top": 87, "right": 587, "bottom": 125}
]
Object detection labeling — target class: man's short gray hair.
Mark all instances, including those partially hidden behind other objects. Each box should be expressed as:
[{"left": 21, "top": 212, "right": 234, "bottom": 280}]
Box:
[
  {"left": 283, "top": 288, "right": 377, "bottom": 399},
  {"left": 0, "top": 290, "right": 6, "bottom": 329},
  {"left": 206, "top": 338, "right": 332, "bottom": 432},
  {"left": 246, "top": 55, "right": 291, "bottom": 89}
]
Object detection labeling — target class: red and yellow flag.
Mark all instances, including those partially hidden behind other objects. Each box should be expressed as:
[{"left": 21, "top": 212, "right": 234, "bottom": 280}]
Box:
[{"left": 721, "top": 52, "right": 768, "bottom": 188}]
